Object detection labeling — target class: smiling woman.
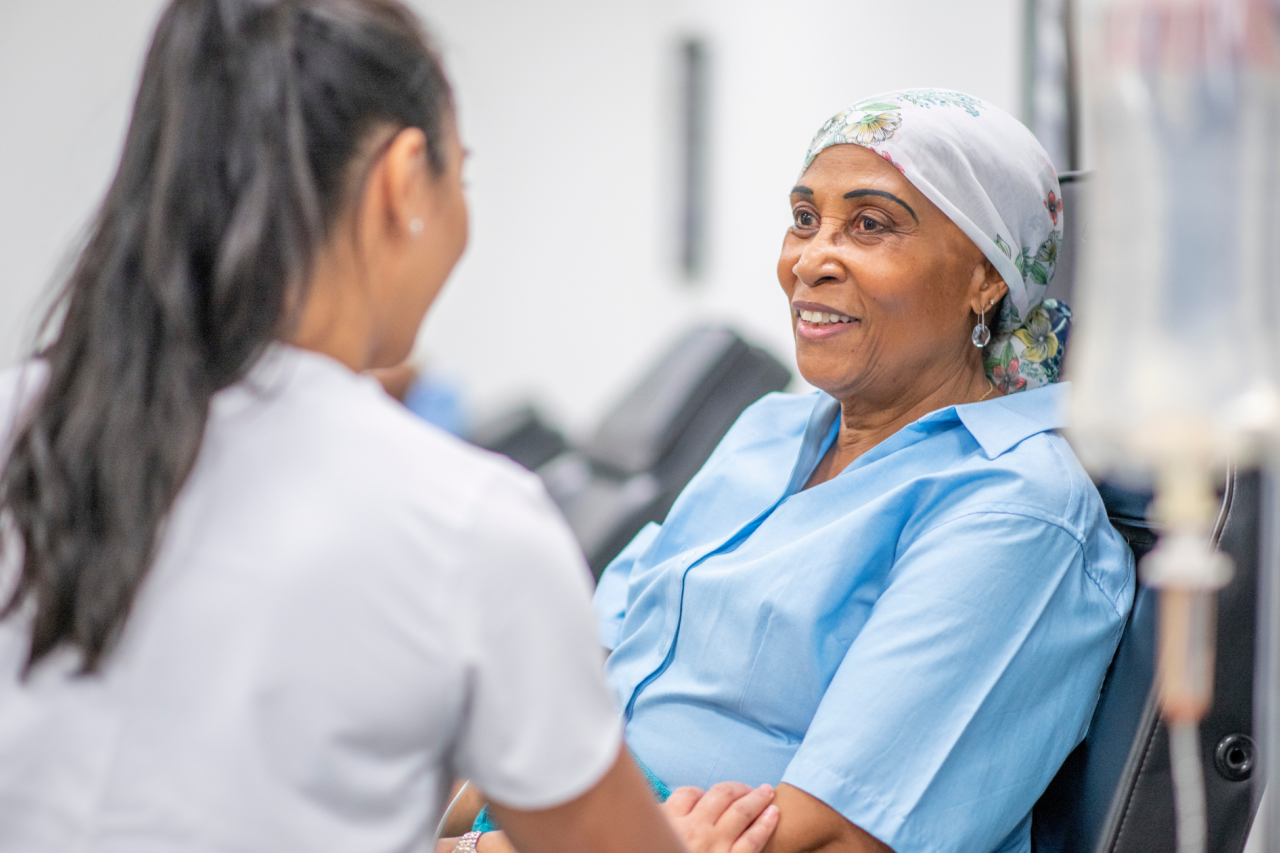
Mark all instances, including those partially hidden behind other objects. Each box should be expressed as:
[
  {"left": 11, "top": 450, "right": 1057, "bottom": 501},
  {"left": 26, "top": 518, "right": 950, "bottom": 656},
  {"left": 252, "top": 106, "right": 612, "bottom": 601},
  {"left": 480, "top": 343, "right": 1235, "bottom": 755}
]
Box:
[
  {"left": 592, "top": 90, "right": 1133, "bottom": 853},
  {"left": 781, "top": 143, "right": 1007, "bottom": 486}
]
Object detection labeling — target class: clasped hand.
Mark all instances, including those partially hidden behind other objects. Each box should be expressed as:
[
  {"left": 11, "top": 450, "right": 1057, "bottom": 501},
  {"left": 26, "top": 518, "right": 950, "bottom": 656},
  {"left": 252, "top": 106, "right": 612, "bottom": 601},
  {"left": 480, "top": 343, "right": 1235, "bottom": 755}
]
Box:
[{"left": 662, "top": 781, "right": 779, "bottom": 853}]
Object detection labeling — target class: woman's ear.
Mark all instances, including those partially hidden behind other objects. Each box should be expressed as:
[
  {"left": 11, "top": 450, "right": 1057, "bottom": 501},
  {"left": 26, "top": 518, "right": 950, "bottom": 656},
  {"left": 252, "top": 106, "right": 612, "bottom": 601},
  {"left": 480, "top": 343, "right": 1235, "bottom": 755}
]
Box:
[
  {"left": 370, "top": 127, "right": 430, "bottom": 240},
  {"left": 969, "top": 258, "right": 1008, "bottom": 315}
]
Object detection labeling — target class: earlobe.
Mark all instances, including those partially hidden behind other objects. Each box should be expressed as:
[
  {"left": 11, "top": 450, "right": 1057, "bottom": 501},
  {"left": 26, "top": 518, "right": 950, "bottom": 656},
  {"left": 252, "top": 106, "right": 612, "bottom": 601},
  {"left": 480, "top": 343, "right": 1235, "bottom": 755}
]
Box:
[{"left": 971, "top": 295, "right": 997, "bottom": 319}]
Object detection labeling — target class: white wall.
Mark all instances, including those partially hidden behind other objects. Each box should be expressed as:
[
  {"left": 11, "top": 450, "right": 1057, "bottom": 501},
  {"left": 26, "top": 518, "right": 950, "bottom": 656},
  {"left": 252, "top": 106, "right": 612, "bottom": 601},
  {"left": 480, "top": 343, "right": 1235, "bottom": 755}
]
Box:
[
  {"left": 0, "top": 0, "right": 168, "bottom": 358},
  {"left": 0, "top": 0, "right": 1021, "bottom": 434}
]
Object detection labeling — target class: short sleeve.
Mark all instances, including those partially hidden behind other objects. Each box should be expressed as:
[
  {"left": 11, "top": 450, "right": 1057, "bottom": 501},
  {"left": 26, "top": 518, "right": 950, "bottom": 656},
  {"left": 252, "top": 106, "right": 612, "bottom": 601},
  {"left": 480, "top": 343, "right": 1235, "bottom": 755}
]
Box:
[
  {"left": 593, "top": 522, "right": 662, "bottom": 651},
  {"left": 451, "top": 471, "right": 623, "bottom": 810},
  {"left": 781, "top": 509, "right": 1130, "bottom": 853}
]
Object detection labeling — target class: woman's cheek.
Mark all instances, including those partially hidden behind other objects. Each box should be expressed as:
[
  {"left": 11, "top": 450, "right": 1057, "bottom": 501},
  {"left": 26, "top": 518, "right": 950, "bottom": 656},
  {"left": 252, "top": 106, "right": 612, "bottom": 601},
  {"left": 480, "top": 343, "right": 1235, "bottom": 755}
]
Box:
[
  {"left": 855, "top": 258, "right": 929, "bottom": 315},
  {"left": 777, "top": 237, "right": 802, "bottom": 293}
]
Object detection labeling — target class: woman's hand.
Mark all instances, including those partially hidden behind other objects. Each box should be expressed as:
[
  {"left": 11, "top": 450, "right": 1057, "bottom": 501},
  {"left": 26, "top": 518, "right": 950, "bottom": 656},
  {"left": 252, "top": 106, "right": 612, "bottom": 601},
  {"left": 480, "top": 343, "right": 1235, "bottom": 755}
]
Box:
[
  {"left": 433, "top": 785, "right": 780, "bottom": 853},
  {"left": 661, "top": 782, "right": 779, "bottom": 853},
  {"left": 479, "top": 749, "right": 778, "bottom": 853},
  {"left": 435, "top": 783, "right": 779, "bottom": 853}
]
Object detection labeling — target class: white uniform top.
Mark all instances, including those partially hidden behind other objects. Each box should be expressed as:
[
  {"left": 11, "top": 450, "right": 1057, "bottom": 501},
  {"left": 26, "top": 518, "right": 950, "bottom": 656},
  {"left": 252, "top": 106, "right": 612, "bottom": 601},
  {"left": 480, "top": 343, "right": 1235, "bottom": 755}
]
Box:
[{"left": 0, "top": 346, "right": 622, "bottom": 853}]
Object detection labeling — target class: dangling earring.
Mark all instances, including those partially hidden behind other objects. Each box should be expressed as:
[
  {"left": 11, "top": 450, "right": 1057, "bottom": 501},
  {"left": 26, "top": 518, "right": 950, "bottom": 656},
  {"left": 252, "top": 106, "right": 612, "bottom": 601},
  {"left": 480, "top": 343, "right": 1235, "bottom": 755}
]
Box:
[
  {"left": 971, "top": 299, "right": 993, "bottom": 348},
  {"left": 409, "top": 218, "right": 424, "bottom": 236}
]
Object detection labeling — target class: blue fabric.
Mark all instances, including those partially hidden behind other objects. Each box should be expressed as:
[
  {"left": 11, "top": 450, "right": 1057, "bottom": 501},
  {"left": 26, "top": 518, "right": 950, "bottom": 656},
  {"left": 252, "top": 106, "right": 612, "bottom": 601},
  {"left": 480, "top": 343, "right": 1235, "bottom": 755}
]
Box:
[
  {"left": 471, "top": 752, "right": 670, "bottom": 833},
  {"left": 593, "top": 384, "right": 1134, "bottom": 853},
  {"left": 403, "top": 373, "right": 467, "bottom": 436}
]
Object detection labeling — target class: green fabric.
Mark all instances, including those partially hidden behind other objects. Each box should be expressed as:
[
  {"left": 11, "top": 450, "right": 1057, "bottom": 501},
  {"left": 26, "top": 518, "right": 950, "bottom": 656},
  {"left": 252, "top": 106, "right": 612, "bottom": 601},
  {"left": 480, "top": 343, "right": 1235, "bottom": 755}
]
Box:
[{"left": 471, "top": 752, "right": 669, "bottom": 834}]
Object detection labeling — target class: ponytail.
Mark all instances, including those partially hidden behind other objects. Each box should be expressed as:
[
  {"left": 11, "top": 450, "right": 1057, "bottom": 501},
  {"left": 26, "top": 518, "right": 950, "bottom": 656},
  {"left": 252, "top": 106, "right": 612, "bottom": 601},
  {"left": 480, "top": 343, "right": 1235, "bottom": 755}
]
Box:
[{"left": 1, "top": 0, "right": 452, "bottom": 673}]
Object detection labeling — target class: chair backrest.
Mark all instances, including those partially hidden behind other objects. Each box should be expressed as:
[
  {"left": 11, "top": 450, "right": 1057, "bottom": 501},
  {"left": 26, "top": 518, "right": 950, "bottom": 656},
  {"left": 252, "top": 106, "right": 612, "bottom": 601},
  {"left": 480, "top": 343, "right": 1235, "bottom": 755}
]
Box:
[
  {"left": 1032, "top": 472, "right": 1260, "bottom": 852},
  {"left": 540, "top": 326, "right": 791, "bottom": 577},
  {"left": 1030, "top": 171, "right": 1261, "bottom": 852}
]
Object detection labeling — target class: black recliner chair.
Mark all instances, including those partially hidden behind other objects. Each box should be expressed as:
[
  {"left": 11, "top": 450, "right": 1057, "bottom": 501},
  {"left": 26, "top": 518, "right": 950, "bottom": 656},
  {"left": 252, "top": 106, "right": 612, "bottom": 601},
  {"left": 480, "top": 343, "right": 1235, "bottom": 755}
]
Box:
[
  {"left": 1030, "top": 173, "right": 1262, "bottom": 852},
  {"left": 471, "top": 326, "right": 792, "bottom": 577}
]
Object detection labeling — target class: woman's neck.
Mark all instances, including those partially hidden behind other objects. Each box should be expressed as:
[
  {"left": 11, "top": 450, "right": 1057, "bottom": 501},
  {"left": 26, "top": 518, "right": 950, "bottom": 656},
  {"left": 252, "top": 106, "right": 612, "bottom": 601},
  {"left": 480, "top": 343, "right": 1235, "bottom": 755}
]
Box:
[
  {"left": 805, "top": 362, "right": 994, "bottom": 489},
  {"left": 289, "top": 239, "right": 378, "bottom": 373}
]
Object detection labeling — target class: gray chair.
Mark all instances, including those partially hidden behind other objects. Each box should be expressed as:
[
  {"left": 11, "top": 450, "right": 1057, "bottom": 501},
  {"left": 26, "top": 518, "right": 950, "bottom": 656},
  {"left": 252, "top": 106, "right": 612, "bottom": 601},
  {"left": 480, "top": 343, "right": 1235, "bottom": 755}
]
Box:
[
  {"left": 542, "top": 327, "right": 791, "bottom": 577},
  {"left": 471, "top": 326, "right": 791, "bottom": 577}
]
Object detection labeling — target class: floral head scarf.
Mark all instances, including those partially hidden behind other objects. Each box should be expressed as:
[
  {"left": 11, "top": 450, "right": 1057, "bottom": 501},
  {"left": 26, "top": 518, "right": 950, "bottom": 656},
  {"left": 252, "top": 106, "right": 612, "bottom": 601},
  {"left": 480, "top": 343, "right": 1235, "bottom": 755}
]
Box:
[{"left": 803, "top": 88, "right": 1070, "bottom": 392}]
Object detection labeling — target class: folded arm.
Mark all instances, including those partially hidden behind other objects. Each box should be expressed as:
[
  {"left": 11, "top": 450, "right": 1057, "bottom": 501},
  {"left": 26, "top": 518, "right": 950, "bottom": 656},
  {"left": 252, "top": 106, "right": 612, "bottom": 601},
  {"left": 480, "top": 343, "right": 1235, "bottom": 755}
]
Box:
[{"left": 760, "top": 785, "right": 892, "bottom": 853}]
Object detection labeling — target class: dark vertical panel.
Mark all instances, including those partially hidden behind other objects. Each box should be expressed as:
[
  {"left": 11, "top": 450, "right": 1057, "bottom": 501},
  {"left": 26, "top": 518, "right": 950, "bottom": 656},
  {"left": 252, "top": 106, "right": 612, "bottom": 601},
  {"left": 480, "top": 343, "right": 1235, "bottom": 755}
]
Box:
[
  {"left": 1063, "top": 0, "right": 1080, "bottom": 172},
  {"left": 1022, "top": 0, "right": 1040, "bottom": 126},
  {"left": 678, "top": 37, "right": 708, "bottom": 281},
  {"left": 1022, "top": 0, "right": 1079, "bottom": 172}
]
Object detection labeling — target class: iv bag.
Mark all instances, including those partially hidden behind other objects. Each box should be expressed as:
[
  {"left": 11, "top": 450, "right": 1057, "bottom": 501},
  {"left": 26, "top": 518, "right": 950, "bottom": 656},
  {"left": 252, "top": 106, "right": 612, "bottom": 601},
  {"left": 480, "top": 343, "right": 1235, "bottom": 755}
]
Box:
[{"left": 1069, "top": 0, "right": 1280, "bottom": 478}]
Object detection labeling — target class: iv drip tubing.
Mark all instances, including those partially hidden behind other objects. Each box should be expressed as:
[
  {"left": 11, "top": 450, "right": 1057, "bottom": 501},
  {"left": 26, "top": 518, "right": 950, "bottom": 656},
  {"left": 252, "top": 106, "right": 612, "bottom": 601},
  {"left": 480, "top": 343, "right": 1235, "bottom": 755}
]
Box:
[{"left": 1169, "top": 721, "right": 1207, "bottom": 853}]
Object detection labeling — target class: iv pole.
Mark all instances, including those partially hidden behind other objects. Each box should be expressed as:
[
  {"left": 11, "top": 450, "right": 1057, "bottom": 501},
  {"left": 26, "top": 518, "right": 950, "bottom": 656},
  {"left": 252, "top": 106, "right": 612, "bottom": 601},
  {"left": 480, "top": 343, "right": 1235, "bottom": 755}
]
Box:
[{"left": 1070, "top": 0, "right": 1280, "bottom": 850}]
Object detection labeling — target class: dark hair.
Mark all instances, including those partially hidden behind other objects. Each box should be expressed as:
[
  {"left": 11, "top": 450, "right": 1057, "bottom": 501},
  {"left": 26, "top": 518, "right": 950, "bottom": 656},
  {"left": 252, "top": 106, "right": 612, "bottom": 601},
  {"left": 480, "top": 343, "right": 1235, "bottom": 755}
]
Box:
[{"left": 0, "top": 0, "right": 452, "bottom": 674}]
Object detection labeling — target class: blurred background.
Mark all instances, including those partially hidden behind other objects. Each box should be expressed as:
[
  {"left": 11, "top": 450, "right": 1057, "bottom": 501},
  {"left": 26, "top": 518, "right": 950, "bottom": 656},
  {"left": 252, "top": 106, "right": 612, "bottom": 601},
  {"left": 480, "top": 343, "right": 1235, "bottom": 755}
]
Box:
[{"left": 0, "top": 0, "right": 1064, "bottom": 435}]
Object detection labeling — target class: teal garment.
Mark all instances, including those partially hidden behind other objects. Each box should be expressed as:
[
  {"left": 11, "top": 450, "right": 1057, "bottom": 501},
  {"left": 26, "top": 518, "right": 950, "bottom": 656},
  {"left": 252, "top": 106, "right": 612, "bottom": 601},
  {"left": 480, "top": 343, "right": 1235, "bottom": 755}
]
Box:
[
  {"left": 472, "top": 806, "right": 498, "bottom": 834},
  {"left": 471, "top": 752, "right": 671, "bottom": 833}
]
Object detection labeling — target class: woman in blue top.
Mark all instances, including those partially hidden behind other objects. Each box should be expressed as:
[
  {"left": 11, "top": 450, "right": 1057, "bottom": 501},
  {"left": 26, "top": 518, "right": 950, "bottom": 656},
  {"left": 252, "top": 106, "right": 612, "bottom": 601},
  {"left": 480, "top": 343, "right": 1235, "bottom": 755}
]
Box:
[{"left": 593, "top": 91, "right": 1134, "bottom": 853}]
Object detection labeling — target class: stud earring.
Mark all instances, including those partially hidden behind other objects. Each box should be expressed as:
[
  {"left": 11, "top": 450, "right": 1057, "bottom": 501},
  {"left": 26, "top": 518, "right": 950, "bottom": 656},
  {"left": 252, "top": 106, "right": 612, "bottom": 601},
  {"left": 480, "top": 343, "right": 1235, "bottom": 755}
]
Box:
[
  {"left": 409, "top": 218, "right": 424, "bottom": 235},
  {"left": 971, "top": 299, "right": 994, "bottom": 348}
]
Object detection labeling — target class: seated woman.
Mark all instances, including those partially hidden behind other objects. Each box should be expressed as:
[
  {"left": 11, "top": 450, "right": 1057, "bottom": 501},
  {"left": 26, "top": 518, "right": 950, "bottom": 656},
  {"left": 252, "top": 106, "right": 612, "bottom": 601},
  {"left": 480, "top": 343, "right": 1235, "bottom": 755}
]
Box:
[{"left": 593, "top": 90, "right": 1134, "bottom": 853}]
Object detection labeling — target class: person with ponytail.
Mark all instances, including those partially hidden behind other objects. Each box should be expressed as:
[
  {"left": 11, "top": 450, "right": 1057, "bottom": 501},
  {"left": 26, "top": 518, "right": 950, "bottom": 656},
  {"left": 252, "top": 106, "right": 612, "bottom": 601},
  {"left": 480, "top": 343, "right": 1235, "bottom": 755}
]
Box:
[{"left": 0, "top": 2, "right": 778, "bottom": 852}]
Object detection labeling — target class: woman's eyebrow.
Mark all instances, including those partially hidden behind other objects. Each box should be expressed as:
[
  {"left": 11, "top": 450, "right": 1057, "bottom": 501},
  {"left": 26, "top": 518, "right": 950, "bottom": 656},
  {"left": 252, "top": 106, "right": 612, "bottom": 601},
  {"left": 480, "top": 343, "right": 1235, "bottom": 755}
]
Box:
[
  {"left": 843, "top": 189, "right": 918, "bottom": 223},
  {"left": 790, "top": 185, "right": 814, "bottom": 196}
]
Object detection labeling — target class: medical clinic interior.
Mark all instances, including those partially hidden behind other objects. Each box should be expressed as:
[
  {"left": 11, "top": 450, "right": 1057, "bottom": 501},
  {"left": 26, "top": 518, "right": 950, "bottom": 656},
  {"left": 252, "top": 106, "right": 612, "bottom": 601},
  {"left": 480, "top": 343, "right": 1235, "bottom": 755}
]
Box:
[{"left": 1, "top": 0, "right": 1278, "bottom": 852}]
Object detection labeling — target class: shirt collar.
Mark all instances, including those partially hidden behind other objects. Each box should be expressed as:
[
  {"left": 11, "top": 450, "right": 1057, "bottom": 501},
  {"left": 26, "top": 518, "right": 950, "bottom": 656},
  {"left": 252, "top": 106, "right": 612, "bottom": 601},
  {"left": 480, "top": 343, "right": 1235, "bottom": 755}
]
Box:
[
  {"left": 801, "top": 381, "right": 1070, "bottom": 469},
  {"left": 947, "top": 382, "right": 1069, "bottom": 458}
]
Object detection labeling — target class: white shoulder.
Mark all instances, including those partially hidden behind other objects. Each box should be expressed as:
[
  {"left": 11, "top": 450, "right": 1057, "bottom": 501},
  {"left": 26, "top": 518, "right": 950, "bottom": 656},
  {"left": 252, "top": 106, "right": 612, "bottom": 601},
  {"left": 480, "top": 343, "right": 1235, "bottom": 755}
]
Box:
[
  {"left": 353, "top": 392, "right": 596, "bottom": 617},
  {"left": 354, "top": 384, "right": 548, "bottom": 508}
]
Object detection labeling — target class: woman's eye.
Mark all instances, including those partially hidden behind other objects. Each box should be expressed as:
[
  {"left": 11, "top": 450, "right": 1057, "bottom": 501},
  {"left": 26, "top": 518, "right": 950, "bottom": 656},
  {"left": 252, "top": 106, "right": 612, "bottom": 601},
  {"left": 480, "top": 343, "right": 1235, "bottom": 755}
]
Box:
[
  {"left": 794, "top": 210, "right": 817, "bottom": 229},
  {"left": 856, "top": 215, "right": 885, "bottom": 232}
]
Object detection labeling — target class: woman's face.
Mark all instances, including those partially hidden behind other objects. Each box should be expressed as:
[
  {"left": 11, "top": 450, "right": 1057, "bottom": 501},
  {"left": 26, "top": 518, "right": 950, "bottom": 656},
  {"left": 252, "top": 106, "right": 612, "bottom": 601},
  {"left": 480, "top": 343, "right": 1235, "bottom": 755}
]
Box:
[{"left": 777, "top": 144, "right": 1002, "bottom": 405}]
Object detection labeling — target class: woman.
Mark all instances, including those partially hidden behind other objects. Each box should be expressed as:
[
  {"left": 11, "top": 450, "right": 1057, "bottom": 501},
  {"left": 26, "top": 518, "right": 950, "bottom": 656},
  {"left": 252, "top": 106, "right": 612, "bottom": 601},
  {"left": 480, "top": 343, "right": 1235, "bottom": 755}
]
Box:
[
  {"left": 0, "top": 2, "right": 779, "bottom": 852},
  {"left": 593, "top": 91, "right": 1134, "bottom": 853}
]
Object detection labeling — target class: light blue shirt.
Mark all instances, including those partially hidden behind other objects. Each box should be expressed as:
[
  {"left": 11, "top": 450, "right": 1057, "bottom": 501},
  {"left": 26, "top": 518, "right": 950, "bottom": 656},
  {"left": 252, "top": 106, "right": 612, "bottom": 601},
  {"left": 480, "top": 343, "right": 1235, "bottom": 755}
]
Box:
[{"left": 593, "top": 384, "right": 1133, "bottom": 853}]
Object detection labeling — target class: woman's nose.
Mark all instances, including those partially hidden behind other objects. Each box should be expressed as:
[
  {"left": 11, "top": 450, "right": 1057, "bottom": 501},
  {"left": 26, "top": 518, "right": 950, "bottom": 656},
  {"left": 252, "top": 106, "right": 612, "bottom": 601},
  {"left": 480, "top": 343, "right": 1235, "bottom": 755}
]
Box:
[{"left": 792, "top": 225, "right": 846, "bottom": 288}]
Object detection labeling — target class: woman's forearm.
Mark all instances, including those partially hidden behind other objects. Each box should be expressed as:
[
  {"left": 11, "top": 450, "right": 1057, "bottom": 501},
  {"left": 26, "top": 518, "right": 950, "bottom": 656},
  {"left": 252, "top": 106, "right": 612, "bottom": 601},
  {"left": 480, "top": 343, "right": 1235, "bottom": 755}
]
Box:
[
  {"left": 439, "top": 781, "right": 488, "bottom": 839},
  {"left": 761, "top": 785, "right": 891, "bottom": 853},
  {"left": 440, "top": 749, "right": 777, "bottom": 853}
]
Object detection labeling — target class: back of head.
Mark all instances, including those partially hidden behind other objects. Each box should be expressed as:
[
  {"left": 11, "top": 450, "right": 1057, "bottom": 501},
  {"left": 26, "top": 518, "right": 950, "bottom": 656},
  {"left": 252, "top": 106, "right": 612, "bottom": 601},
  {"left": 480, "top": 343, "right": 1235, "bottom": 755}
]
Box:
[{"left": 0, "top": 0, "right": 452, "bottom": 674}]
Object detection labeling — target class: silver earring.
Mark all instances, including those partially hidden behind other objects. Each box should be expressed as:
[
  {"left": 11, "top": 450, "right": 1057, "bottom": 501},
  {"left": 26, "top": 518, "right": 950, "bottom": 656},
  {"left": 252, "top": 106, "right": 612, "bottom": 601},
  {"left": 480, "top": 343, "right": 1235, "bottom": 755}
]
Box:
[
  {"left": 971, "top": 299, "right": 993, "bottom": 348},
  {"left": 409, "top": 218, "right": 424, "bottom": 235}
]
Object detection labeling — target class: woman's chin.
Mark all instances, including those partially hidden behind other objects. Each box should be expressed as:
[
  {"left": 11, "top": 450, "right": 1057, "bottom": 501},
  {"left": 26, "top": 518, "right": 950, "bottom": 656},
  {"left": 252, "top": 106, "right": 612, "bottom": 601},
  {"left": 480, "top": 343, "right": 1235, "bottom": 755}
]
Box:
[{"left": 794, "top": 359, "right": 862, "bottom": 399}]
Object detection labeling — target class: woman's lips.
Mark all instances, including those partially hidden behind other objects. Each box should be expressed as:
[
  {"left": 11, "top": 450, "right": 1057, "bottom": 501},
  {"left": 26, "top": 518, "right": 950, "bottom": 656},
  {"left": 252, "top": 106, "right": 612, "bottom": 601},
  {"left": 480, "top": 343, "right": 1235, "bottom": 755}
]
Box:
[
  {"left": 793, "top": 303, "right": 859, "bottom": 340},
  {"left": 796, "top": 317, "right": 859, "bottom": 340}
]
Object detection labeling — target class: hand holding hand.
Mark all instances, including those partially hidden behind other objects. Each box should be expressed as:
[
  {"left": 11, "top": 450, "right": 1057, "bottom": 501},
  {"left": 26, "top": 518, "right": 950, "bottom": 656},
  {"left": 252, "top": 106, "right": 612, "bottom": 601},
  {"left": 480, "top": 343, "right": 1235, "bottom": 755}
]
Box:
[{"left": 661, "top": 782, "right": 779, "bottom": 853}]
